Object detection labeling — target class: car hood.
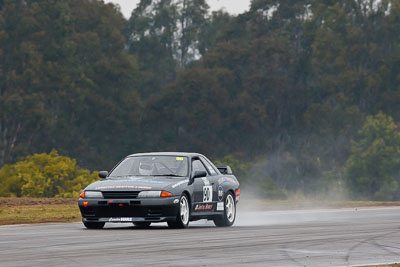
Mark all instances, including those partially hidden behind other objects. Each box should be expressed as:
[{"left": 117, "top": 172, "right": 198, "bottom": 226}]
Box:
[{"left": 85, "top": 176, "right": 189, "bottom": 191}]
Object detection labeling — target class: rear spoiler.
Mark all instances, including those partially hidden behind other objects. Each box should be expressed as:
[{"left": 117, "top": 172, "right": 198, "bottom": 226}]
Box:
[{"left": 216, "top": 165, "right": 233, "bottom": 175}]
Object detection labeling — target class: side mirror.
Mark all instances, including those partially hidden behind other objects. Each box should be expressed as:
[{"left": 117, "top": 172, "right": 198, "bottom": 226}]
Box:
[
  {"left": 192, "top": 170, "right": 207, "bottom": 179},
  {"left": 98, "top": 171, "right": 108, "bottom": 179}
]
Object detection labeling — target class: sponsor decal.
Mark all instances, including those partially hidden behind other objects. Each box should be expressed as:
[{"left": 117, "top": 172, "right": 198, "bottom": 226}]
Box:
[
  {"left": 103, "top": 178, "right": 165, "bottom": 183},
  {"left": 218, "top": 186, "right": 224, "bottom": 201},
  {"left": 95, "top": 185, "right": 152, "bottom": 190},
  {"left": 136, "top": 179, "right": 166, "bottom": 184},
  {"left": 110, "top": 179, "right": 165, "bottom": 184},
  {"left": 173, "top": 199, "right": 179, "bottom": 204},
  {"left": 217, "top": 202, "right": 224, "bottom": 211},
  {"left": 108, "top": 217, "right": 133, "bottom": 222},
  {"left": 172, "top": 179, "right": 189, "bottom": 188},
  {"left": 176, "top": 157, "right": 184, "bottom": 161},
  {"left": 203, "top": 185, "right": 213, "bottom": 202},
  {"left": 194, "top": 204, "right": 213, "bottom": 211},
  {"left": 218, "top": 177, "right": 237, "bottom": 185}
]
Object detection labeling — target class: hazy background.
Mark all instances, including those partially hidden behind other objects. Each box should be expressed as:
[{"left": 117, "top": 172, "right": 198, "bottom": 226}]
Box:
[{"left": 0, "top": 0, "right": 399, "bottom": 201}]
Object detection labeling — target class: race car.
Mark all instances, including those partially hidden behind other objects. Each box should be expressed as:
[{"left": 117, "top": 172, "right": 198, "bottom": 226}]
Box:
[{"left": 78, "top": 152, "right": 240, "bottom": 229}]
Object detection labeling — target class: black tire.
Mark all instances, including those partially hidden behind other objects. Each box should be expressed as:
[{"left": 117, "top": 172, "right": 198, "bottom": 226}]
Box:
[
  {"left": 213, "top": 192, "right": 236, "bottom": 227},
  {"left": 83, "top": 221, "right": 105, "bottom": 229},
  {"left": 168, "top": 194, "right": 190, "bottom": 229},
  {"left": 133, "top": 222, "right": 151, "bottom": 228}
]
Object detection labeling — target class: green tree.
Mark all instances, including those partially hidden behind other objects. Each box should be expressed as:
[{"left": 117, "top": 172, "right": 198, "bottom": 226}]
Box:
[
  {"left": 0, "top": 0, "right": 141, "bottom": 169},
  {"left": 142, "top": 67, "right": 232, "bottom": 155},
  {"left": 197, "top": 10, "right": 232, "bottom": 56},
  {"left": 0, "top": 150, "right": 98, "bottom": 198},
  {"left": 345, "top": 112, "right": 400, "bottom": 200},
  {"left": 126, "top": 0, "right": 209, "bottom": 97},
  {"left": 128, "top": 0, "right": 209, "bottom": 67},
  {"left": 176, "top": 0, "right": 209, "bottom": 66},
  {"left": 127, "top": 0, "right": 178, "bottom": 97},
  {"left": 0, "top": 0, "right": 48, "bottom": 166}
]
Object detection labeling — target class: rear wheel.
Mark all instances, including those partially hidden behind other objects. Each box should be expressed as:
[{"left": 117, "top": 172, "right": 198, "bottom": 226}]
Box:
[
  {"left": 83, "top": 221, "right": 105, "bottom": 229},
  {"left": 133, "top": 222, "right": 151, "bottom": 228},
  {"left": 168, "top": 194, "right": 190, "bottom": 229},
  {"left": 213, "top": 192, "right": 236, "bottom": 227}
]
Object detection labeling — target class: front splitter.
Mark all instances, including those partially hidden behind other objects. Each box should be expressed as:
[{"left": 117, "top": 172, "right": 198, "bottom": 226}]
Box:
[{"left": 83, "top": 217, "right": 175, "bottom": 223}]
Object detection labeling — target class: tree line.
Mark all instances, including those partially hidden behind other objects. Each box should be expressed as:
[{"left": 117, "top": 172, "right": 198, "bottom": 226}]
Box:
[{"left": 0, "top": 0, "right": 399, "bottom": 200}]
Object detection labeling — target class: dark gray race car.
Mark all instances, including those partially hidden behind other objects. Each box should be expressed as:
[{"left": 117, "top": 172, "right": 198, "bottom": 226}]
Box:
[{"left": 78, "top": 152, "right": 240, "bottom": 229}]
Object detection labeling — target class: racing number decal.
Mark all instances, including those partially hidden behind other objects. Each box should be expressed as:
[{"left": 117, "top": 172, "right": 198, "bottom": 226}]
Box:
[{"left": 203, "top": 185, "right": 213, "bottom": 202}]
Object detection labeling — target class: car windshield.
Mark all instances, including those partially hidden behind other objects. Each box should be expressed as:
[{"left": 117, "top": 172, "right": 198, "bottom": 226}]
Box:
[{"left": 109, "top": 156, "right": 189, "bottom": 178}]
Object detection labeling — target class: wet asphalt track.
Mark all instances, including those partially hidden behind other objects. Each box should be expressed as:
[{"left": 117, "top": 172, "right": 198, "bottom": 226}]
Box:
[{"left": 1, "top": 207, "right": 400, "bottom": 266}]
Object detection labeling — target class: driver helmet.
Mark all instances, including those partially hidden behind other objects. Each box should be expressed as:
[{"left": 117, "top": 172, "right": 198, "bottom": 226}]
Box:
[{"left": 139, "top": 161, "right": 154, "bottom": 175}]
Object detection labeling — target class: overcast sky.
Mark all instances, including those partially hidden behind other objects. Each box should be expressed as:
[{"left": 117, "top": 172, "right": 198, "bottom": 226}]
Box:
[{"left": 104, "top": 0, "right": 251, "bottom": 18}]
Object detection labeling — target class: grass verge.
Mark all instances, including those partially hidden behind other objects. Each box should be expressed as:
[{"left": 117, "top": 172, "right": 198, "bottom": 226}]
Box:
[{"left": 0, "top": 204, "right": 81, "bottom": 225}]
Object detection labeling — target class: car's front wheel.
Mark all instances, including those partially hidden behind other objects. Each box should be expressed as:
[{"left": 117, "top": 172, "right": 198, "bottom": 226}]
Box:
[
  {"left": 213, "top": 192, "right": 236, "bottom": 227},
  {"left": 168, "top": 194, "right": 190, "bottom": 229},
  {"left": 83, "top": 221, "right": 105, "bottom": 229}
]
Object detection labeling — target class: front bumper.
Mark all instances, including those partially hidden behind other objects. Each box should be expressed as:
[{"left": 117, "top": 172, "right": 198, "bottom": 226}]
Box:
[{"left": 78, "top": 197, "right": 180, "bottom": 223}]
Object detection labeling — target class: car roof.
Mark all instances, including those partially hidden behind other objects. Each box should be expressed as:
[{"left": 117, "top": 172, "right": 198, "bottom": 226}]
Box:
[{"left": 126, "top": 152, "right": 205, "bottom": 158}]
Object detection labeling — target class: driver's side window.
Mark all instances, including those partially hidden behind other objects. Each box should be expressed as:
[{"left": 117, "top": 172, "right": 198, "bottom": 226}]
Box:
[{"left": 192, "top": 159, "right": 207, "bottom": 175}]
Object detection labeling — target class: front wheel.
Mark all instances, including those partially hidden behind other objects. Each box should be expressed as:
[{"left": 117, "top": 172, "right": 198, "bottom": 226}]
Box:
[
  {"left": 168, "top": 194, "right": 190, "bottom": 229},
  {"left": 83, "top": 221, "right": 105, "bottom": 229},
  {"left": 213, "top": 192, "right": 236, "bottom": 227}
]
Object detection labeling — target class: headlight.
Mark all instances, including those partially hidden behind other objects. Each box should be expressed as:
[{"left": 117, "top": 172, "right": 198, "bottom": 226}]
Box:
[
  {"left": 81, "top": 191, "right": 103, "bottom": 198},
  {"left": 138, "top": 191, "right": 161, "bottom": 198}
]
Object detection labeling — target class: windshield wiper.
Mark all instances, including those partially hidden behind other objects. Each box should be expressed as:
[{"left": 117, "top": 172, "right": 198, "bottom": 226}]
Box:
[{"left": 153, "top": 174, "right": 185, "bottom": 177}]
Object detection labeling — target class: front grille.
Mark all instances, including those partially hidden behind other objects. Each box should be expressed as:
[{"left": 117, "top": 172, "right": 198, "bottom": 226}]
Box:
[
  {"left": 101, "top": 191, "right": 140, "bottom": 199},
  {"left": 97, "top": 206, "right": 145, "bottom": 217}
]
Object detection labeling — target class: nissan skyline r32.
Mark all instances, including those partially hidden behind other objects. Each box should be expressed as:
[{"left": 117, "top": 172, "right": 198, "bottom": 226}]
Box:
[{"left": 78, "top": 152, "right": 240, "bottom": 229}]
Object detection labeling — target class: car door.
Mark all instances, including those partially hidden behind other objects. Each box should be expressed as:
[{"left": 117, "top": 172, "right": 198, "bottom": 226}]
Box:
[
  {"left": 199, "top": 155, "right": 220, "bottom": 196},
  {"left": 191, "top": 158, "right": 215, "bottom": 212}
]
